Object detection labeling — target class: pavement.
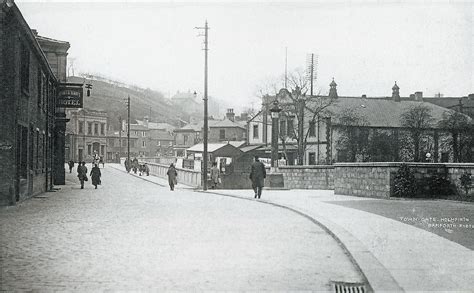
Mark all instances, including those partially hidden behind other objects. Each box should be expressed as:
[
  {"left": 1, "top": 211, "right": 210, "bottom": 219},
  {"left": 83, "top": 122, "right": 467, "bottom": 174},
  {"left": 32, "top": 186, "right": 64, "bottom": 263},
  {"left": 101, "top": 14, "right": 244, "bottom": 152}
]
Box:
[
  {"left": 110, "top": 164, "right": 474, "bottom": 292},
  {"left": 1, "top": 164, "right": 365, "bottom": 291}
]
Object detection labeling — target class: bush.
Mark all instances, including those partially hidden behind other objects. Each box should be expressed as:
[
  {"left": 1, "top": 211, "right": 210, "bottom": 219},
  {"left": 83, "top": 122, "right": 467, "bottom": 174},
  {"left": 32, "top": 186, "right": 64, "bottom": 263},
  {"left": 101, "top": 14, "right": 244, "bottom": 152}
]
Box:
[{"left": 392, "top": 164, "right": 417, "bottom": 197}]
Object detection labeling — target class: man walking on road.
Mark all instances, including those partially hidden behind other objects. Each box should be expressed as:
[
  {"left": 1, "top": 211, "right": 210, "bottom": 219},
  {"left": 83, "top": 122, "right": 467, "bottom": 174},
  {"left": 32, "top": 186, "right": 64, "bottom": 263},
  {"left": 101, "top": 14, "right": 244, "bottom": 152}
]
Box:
[
  {"left": 249, "top": 156, "right": 266, "bottom": 199},
  {"left": 167, "top": 163, "right": 178, "bottom": 191},
  {"left": 77, "top": 162, "right": 88, "bottom": 189}
]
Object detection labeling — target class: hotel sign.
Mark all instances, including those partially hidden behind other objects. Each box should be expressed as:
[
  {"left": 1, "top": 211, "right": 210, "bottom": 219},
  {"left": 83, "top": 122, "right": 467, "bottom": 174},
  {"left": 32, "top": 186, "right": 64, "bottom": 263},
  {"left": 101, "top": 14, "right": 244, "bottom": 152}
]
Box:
[{"left": 57, "top": 84, "right": 83, "bottom": 108}]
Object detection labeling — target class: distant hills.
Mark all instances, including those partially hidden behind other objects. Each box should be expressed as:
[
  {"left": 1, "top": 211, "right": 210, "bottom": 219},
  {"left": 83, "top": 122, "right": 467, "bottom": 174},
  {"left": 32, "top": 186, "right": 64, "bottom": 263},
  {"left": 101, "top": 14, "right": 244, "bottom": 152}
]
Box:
[{"left": 67, "top": 76, "right": 190, "bottom": 130}]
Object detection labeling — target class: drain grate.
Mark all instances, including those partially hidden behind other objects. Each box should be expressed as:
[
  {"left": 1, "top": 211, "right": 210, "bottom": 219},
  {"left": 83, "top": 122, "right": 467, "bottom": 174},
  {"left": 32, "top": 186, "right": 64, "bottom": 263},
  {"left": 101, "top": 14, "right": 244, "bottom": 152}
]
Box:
[{"left": 333, "top": 281, "right": 367, "bottom": 293}]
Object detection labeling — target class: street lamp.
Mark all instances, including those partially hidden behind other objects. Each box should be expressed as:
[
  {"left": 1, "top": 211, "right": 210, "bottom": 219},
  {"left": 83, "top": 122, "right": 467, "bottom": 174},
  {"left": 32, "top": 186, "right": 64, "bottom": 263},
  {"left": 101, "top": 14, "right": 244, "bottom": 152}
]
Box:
[{"left": 270, "top": 100, "right": 281, "bottom": 168}]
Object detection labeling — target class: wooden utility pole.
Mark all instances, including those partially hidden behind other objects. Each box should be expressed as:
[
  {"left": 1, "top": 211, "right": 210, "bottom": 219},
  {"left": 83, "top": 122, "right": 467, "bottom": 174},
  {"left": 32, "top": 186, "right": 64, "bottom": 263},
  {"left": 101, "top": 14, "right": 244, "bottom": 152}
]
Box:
[
  {"left": 126, "top": 96, "right": 130, "bottom": 166},
  {"left": 196, "top": 21, "right": 209, "bottom": 190}
]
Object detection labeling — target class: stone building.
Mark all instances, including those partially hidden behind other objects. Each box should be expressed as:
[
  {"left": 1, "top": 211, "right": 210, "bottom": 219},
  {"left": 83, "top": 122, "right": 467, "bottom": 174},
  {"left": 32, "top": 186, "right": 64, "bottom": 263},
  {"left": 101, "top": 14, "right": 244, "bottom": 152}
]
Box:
[
  {"left": 0, "top": 1, "right": 69, "bottom": 205},
  {"left": 247, "top": 80, "right": 473, "bottom": 165},
  {"left": 66, "top": 109, "right": 108, "bottom": 163}
]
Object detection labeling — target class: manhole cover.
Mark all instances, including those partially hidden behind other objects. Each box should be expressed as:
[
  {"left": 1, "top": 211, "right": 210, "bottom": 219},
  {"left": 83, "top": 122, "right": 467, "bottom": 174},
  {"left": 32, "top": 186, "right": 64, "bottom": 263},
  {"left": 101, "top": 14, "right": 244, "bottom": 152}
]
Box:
[{"left": 332, "top": 281, "right": 368, "bottom": 293}]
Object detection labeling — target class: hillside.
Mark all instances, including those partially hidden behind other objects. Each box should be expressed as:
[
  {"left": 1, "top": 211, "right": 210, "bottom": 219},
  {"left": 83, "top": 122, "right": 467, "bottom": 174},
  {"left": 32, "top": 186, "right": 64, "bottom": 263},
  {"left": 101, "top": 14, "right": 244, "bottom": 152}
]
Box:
[{"left": 67, "top": 76, "right": 190, "bottom": 129}]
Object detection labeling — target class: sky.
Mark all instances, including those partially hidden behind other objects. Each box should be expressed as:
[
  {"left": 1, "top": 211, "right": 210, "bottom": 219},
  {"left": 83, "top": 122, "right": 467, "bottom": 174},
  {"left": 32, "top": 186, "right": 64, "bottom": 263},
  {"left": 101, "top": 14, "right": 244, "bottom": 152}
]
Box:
[{"left": 17, "top": 1, "right": 473, "bottom": 112}]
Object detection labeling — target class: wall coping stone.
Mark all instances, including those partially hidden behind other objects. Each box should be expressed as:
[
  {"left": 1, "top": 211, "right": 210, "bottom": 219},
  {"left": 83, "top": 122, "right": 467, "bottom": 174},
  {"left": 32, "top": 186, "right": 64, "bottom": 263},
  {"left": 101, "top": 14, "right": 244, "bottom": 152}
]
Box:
[
  {"left": 334, "top": 162, "right": 474, "bottom": 168},
  {"left": 278, "top": 165, "right": 334, "bottom": 170}
]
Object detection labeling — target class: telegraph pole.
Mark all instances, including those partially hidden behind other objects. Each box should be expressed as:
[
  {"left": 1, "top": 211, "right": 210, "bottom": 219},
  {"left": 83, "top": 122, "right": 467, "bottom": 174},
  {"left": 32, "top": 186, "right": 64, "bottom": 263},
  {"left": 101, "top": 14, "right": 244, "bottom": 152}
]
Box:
[
  {"left": 196, "top": 21, "right": 209, "bottom": 191},
  {"left": 126, "top": 96, "right": 130, "bottom": 167}
]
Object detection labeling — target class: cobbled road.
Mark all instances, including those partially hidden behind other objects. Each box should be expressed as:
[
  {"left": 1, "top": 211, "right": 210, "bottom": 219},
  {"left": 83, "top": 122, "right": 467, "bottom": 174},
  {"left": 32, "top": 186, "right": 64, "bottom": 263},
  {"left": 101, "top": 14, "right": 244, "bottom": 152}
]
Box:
[{"left": 1, "top": 165, "right": 362, "bottom": 291}]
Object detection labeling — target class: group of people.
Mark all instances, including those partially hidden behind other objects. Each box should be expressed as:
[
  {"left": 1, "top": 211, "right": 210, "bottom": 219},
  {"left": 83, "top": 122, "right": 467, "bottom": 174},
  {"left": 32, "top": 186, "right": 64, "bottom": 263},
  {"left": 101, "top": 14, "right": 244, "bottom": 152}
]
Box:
[
  {"left": 124, "top": 158, "right": 150, "bottom": 176},
  {"left": 120, "top": 155, "right": 267, "bottom": 198},
  {"left": 75, "top": 161, "right": 102, "bottom": 190}
]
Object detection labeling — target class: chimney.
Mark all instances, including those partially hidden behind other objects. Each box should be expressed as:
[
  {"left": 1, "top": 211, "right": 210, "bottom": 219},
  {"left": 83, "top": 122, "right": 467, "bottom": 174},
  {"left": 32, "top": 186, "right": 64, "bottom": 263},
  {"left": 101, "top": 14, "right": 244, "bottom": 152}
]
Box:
[
  {"left": 414, "top": 91, "right": 423, "bottom": 101},
  {"left": 468, "top": 94, "right": 474, "bottom": 100},
  {"left": 31, "top": 29, "right": 38, "bottom": 36},
  {"left": 240, "top": 113, "right": 249, "bottom": 121},
  {"left": 226, "top": 108, "right": 235, "bottom": 122},
  {"left": 144, "top": 116, "right": 149, "bottom": 127},
  {"left": 410, "top": 94, "right": 415, "bottom": 99},
  {"left": 392, "top": 81, "right": 400, "bottom": 102},
  {"left": 361, "top": 94, "right": 367, "bottom": 99}
]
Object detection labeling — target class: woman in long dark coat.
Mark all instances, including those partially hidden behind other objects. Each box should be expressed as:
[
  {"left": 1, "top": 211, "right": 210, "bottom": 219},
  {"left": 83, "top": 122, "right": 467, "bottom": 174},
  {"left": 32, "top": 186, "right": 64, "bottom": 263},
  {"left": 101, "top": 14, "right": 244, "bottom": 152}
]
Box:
[
  {"left": 166, "top": 163, "right": 178, "bottom": 191},
  {"left": 90, "top": 164, "right": 101, "bottom": 189}
]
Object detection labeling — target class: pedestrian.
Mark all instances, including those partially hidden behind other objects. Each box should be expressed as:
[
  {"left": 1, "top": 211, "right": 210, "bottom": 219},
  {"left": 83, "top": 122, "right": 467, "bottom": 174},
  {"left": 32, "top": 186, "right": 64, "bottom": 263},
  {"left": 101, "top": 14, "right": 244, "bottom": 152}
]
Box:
[
  {"left": 166, "top": 163, "right": 178, "bottom": 191},
  {"left": 99, "top": 156, "right": 104, "bottom": 168},
  {"left": 249, "top": 156, "right": 266, "bottom": 199},
  {"left": 77, "top": 161, "right": 88, "bottom": 189},
  {"left": 210, "top": 162, "right": 220, "bottom": 189},
  {"left": 132, "top": 157, "right": 138, "bottom": 174},
  {"left": 124, "top": 158, "right": 130, "bottom": 173},
  {"left": 68, "top": 160, "right": 75, "bottom": 173},
  {"left": 90, "top": 163, "right": 101, "bottom": 189},
  {"left": 144, "top": 163, "right": 150, "bottom": 176}
]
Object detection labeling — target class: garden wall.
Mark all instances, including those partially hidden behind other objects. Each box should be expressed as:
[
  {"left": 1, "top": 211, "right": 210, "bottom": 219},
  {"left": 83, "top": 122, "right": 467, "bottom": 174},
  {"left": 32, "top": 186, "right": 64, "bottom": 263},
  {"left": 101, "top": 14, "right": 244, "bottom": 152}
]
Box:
[
  {"left": 334, "top": 163, "right": 474, "bottom": 198},
  {"left": 277, "top": 165, "right": 334, "bottom": 190},
  {"left": 276, "top": 163, "right": 473, "bottom": 198}
]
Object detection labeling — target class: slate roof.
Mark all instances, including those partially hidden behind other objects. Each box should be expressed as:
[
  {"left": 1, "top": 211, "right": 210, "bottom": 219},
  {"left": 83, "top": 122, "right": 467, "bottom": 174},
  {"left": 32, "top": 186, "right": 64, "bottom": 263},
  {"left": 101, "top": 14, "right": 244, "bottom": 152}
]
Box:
[
  {"left": 325, "top": 97, "right": 470, "bottom": 128},
  {"left": 187, "top": 143, "right": 239, "bottom": 153},
  {"left": 135, "top": 120, "right": 175, "bottom": 131},
  {"left": 208, "top": 118, "right": 246, "bottom": 129}
]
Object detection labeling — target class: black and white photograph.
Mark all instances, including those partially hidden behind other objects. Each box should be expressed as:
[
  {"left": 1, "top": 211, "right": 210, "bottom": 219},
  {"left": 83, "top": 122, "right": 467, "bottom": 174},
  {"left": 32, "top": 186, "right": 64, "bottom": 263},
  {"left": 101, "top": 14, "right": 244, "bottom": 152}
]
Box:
[{"left": 1, "top": 0, "right": 473, "bottom": 291}]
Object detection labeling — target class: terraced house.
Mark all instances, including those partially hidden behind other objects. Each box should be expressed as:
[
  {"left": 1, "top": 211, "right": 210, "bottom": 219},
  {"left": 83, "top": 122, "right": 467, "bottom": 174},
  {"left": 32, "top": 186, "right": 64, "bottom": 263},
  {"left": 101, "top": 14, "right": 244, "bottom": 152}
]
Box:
[{"left": 1, "top": 0, "right": 70, "bottom": 205}]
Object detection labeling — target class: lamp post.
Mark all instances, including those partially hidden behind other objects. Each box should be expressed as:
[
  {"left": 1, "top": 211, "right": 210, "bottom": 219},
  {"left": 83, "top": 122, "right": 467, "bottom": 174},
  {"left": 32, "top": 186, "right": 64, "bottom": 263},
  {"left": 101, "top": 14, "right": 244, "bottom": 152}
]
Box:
[{"left": 270, "top": 100, "right": 281, "bottom": 168}]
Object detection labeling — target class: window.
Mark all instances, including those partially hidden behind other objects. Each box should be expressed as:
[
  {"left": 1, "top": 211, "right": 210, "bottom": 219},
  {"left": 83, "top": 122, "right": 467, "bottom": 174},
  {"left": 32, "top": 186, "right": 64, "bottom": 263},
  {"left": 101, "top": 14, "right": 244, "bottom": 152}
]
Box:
[
  {"left": 142, "top": 131, "right": 146, "bottom": 137},
  {"left": 309, "top": 121, "right": 316, "bottom": 137},
  {"left": 253, "top": 125, "right": 259, "bottom": 139},
  {"left": 20, "top": 43, "right": 30, "bottom": 93},
  {"left": 87, "top": 145, "right": 92, "bottom": 155},
  {"left": 88, "top": 122, "right": 92, "bottom": 135},
  {"left": 36, "top": 130, "right": 39, "bottom": 169},
  {"left": 183, "top": 135, "right": 188, "bottom": 145},
  {"left": 100, "top": 145, "right": 105, "bottom": 155},
  {"left": 109, "top": 139, "right": 114, "bottom": 147},
  {"left": 287, "top": 119, "right": 294, "bottom": 137},
  {"left": 219, "top": 129, "right": 225, "bottom": 140},
  {"left": 134, "top": 131, "right": 138, "bottom": 136},
  {"left": 100, "top": 123, "right": 105, "bottom": 135},
  {"left": 280, "top": 120, "right": 286, "bottom": 136},
  {"left": 122, "top": 139, "right": 127, "bottom": 147},
  {"left": 78, "top": 121, "right": 84, "bottom": 134},
  {"left": 130, "top": 140, "right": 135, "bottom": 147},
  {"left": 37, "top": 69, "right": 42, "bottom": 108},
  {"left": 42, "top": 133, "right": 46, "bottom": 169},
  {"left": 142, "top": 140, "right": 146, "bottom": 148},
  {"left": 309, "top": 152, "right": 316, "bottom": 165},
  {"left": 94, "top": 123, "right": 99, "bottom": 135}
]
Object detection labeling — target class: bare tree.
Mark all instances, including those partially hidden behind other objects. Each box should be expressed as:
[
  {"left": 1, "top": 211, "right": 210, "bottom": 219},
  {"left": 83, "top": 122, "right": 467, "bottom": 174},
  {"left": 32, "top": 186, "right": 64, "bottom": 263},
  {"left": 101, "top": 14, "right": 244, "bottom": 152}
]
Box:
[
  {"left": 257, "top": 68, "right": 336, "bottom": 165},
  {"left": 400, "top": 104, "right": 434, "bottom": 162}
]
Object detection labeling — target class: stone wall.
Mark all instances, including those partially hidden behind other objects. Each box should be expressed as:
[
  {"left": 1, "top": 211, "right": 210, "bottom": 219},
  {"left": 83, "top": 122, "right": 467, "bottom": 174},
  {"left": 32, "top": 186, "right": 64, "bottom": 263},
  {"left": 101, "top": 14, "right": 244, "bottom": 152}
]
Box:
[
  {"left": 277, "top": 165, "right": 334, "bottom": 190},
  {"left": 142, "top": 161, "right": 201, "bottom": 188},
  {"left": 334, "top": 163, "right": 474, "bottom": 198},
  {"left": 334, "top": 163, "right": 398, "bottom": 198}
]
